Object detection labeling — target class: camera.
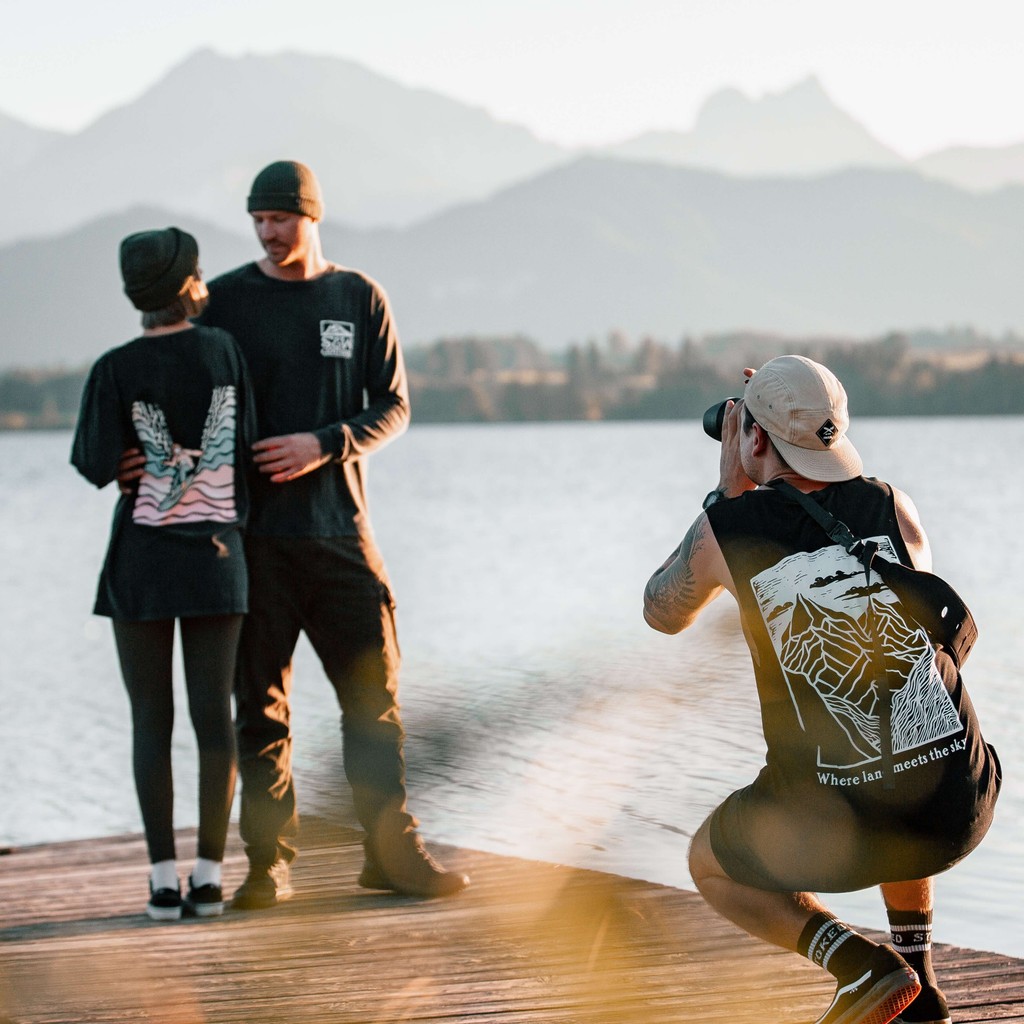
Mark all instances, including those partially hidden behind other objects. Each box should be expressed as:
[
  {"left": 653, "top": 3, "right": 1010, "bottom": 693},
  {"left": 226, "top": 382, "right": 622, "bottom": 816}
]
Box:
[{"left": 702, "top": 398, "right": 738, "bottom": 441}]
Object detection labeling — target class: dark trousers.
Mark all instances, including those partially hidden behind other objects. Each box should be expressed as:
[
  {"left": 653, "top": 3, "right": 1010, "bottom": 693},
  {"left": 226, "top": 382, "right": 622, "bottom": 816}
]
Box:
[
  {"left": 113, "top": 615, "right": 242, "bottom": 865},
  {"left": 236, "top": 535, "right": 409, "bottom": 865}
]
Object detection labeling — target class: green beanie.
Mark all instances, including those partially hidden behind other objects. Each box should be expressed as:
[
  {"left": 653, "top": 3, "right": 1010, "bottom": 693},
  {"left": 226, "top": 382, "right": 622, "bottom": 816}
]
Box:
[
  {"left": 119, "top": 227, "right": 199, "bottom": 312},
  {"left": 246, "top": 160, "right": 324, "bottom": 220}
]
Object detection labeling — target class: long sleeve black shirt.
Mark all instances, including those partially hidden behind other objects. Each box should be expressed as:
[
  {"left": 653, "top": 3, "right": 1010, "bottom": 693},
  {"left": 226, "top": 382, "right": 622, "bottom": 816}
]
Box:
[{"left": 201, "top": 262, "right": 410, "bottom": 537}]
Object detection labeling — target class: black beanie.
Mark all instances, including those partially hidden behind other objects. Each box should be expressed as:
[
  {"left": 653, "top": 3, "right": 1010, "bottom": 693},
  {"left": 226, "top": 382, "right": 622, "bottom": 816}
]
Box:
[
  {"left": 119, "top": 228, "right": 199, "bottom": 312},
  {"left": 246, "top": 160, "right": 324, "bottom": 220}
]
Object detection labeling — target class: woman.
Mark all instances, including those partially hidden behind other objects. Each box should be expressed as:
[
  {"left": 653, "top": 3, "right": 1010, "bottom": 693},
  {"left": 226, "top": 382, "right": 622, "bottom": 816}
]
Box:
[{"left": 71, "top": 227, "right": 256, "bottom": 920}]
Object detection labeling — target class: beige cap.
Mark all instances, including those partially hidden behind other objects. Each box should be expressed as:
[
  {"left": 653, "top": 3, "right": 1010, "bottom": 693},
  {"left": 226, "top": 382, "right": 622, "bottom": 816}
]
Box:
[{"left": 744, "top": 355, "right": 863, "bottom": 482}]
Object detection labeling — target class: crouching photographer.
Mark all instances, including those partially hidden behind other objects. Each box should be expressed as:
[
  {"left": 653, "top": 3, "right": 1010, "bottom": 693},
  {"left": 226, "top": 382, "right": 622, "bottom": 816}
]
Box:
[{"left": 643, "top": 354, "right": 1001, "bottom": 1024}]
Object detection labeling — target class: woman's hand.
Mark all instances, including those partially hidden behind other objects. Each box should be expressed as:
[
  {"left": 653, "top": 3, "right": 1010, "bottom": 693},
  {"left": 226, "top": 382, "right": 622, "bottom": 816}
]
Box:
[{"left": 116, "top": 448, "right": 146, "bottom": 495}]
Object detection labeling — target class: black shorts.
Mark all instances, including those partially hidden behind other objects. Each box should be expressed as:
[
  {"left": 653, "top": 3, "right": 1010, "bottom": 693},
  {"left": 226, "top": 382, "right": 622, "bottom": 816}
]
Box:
[{"left": 709, "top": 748, "right": 1001, "bottom": 893}]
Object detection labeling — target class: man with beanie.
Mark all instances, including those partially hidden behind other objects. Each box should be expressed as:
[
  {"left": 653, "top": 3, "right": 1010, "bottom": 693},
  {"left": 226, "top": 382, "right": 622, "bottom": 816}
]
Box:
[
  {"left": 188, "top": 160, "right": 467, "bottom": 906},
  {"left": 643, "top": 356, "right": 1000, "bottom": 1024}
]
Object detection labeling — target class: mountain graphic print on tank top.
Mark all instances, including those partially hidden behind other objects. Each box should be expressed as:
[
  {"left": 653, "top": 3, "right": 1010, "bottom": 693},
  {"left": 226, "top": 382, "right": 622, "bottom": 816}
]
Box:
[
  {"left": 750, "top": 538, "right": 963, "bottom": 773},
  {"left": 131, "top": 386, "right": 238, "bottom": 525}
]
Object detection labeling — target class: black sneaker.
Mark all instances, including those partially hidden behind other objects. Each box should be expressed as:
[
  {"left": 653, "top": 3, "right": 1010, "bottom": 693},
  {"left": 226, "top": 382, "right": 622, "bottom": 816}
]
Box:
[
  {"left": 184, "top": 876, "right": 224, "bottom": 917},
  {"left": 816, "top": 945, "right": 920, "bottom": 1024},
  {"left": 230, "top": 859, "right": 293, "bottom": 910},
  {"left": 891, "top": 983, "right": 951, "bottom": 1024},
  {"left": 146, "top": 881, "right": 182, "bottom": 922}
]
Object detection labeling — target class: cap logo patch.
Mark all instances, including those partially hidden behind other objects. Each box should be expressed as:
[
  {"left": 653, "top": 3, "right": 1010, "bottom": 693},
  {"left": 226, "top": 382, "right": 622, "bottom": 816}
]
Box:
[{"left": 816, "top": 418, "right": 838, "bottom": 447}]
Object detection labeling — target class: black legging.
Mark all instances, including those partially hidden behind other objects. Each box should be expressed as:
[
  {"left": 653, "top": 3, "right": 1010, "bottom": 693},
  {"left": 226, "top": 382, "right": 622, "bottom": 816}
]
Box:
[{"left": 113, "top": 615, "right": 241, "bottom": 864}]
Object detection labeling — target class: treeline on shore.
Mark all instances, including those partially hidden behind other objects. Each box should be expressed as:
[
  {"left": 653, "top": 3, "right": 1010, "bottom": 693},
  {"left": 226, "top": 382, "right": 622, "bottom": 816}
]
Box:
[{"left": 4, "top": 327, "right": 1024, "bottom": 431}]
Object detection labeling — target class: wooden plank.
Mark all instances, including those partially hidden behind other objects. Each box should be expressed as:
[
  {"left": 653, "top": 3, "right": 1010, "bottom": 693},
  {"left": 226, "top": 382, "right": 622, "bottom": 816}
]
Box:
[{"left": 1, "top": 818, "right": 1022, "bottom": 1024}]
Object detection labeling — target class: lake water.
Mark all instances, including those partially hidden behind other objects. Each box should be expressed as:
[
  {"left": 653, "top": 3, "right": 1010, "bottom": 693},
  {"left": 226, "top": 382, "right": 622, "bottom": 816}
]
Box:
[{"left": 2, "top": 419, "right": 1021, "bottom": 957}]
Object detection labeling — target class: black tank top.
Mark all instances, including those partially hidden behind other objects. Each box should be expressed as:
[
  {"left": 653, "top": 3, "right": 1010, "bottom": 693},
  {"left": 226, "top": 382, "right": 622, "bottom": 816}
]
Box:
[{"left": 706, "top": 476, "right": 993, "bottom": 817}]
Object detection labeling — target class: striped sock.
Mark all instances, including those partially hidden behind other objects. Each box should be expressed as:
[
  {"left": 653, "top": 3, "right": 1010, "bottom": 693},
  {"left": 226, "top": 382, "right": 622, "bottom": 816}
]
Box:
[
  {"left": 798, "top": 912, "right": 878, "bottom": 979},
  {"left": 888, "top": 909, "right": 937, "bottom": 988}
]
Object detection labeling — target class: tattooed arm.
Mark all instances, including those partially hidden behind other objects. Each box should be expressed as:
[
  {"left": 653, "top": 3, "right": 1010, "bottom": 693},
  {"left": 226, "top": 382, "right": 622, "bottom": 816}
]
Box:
[{"left": 643, "top": 512, "right": 733, "bottom": 634}]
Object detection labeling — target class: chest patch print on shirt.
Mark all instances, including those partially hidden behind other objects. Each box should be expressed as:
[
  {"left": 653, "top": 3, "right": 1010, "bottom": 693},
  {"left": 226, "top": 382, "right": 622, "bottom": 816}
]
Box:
[
  {"left": 131, "top": 386, "right": 238, "bottom": 526},
  {"left": 320, "top": 320, "right": 355, "bottom": 358},
  {"left": 750, "top": 540, "right": 962, "bottom": 773}
]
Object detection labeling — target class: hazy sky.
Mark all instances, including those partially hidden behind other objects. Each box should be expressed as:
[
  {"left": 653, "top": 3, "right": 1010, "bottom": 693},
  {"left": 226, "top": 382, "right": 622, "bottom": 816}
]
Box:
[{"left": 6, "top": 0, "right": 1024, "bottom": 157}]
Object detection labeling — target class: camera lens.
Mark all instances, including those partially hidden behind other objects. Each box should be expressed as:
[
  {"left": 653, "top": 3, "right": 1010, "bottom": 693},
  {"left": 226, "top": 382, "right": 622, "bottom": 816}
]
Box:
[{"left": 702, "top": 398, "right": 737, "bottom": 441}]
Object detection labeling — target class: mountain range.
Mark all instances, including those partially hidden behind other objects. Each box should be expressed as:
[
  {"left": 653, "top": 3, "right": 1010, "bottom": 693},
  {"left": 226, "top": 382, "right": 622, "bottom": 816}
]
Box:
[
  {"left": 0, "top": 111, "right": 64, "bottom": 179},
  {"left": 0, "top": 49, "right": 567, "bottom": 245},
  {"left": 6, "top": 50, "right": 1024, "bottom": 248},
  {"left": 4, "top": 49, "right": 1024, "bottom": 370},
  {"left": 330, "top": 159, "right": 1024, "bottom": 346},
  {"left": 5, "top": 157, "right": 1024, "bottom": 371},
  {"left": 605, "top": 77, "right": 904, "bottom": 176}
]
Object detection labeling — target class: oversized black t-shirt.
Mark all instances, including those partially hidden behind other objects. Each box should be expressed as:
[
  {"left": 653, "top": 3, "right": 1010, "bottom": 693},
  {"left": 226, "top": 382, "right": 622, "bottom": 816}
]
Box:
[
  {"left": 71, "top": 325, "right": 256, "bottom": 621},
  {"left": 200, "top": 263, "right": 410, "bottom": 538}
]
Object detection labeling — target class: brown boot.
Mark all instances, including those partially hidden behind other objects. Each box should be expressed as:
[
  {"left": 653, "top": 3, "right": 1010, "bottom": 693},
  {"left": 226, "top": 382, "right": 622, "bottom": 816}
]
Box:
[
  {"left": 361, "top": 812, "right": 469, "bottom": 898},
  {"left": 230, "top": 858, "right": 293, "bottom": 910}
]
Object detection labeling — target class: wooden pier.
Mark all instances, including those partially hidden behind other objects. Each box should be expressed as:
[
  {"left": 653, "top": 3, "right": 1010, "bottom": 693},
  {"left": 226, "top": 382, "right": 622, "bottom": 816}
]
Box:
[{"left": 2, "top": 817, "right": 1022, "bottom": 1023}]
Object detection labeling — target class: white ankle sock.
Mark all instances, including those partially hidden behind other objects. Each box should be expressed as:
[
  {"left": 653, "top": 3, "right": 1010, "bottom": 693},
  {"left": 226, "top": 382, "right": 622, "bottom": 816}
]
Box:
[
  {"left": 150, "top": 860, "right": 178, "bottom": 892},
  {"left": 191, "top": 858, "right": 222, "bottom": 888}
]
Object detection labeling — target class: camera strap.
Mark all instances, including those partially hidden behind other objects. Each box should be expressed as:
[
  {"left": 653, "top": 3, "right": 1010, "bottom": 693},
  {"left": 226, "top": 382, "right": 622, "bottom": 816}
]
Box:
[
  {"left": 767, "top": 478, "right": 898, "bottom": 787},
  {"left": 766, "top": 478, "right": 978, "bottom": 669},
  {"left": 768, "top": 479, "right": 862, "bottom": 557},
  {"left": 767, "top": 478, "right": 864, "bottom": 560}
]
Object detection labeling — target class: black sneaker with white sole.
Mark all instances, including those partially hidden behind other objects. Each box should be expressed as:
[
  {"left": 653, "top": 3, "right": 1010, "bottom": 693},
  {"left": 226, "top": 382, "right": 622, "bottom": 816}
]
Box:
[
  {"left": 891, "top": 982, "right": 951, "bottom": 1024},
  {"left": 816, "top": 944, "right": 921, "bottom": 1024},
  {"left": 146, "top": 882, "right": 182, "bottom": 921},
  {"left": 184, "top": 877, "right": 225, "bottom": 917}
]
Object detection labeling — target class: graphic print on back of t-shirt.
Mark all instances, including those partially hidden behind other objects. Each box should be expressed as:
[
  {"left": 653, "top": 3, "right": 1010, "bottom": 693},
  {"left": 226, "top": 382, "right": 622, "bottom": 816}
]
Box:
[
  {"left": 131, "top": 386, "right": 238, "bottom": 525},
  {"left": 750, "top": 540, "right": 962, "bottom": 772}
]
